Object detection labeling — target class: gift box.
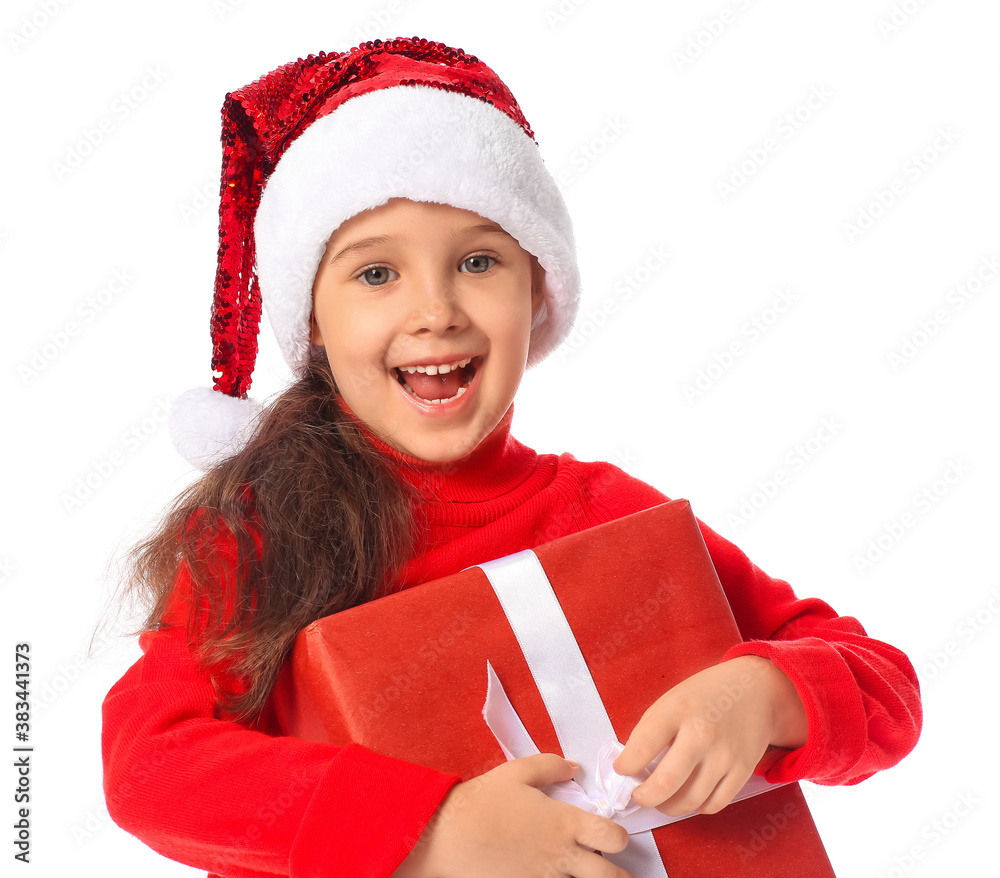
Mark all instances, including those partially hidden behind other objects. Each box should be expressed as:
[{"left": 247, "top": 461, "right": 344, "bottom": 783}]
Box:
[{"left": 271, "top": 499, "right": 836, "bottom": 877}]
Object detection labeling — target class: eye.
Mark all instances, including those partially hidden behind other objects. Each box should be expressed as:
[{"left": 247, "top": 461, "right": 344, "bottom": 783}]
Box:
[
  {"left": 356, "top": 265, "right": 399, "bottom": 287},
  {"left": 460, "top": 253, "right": 497, "bottom": 274}
]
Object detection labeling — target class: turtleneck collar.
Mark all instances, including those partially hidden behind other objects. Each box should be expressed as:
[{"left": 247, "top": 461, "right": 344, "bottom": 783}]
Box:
[{"left": 334, "top": 396, "right": 546, "bottom": 519}]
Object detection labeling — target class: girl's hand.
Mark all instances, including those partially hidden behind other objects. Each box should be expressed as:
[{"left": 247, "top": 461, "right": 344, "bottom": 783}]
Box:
[
  {"left": 395, "top": 753, "right": 633, "bottom": 878},
  {"left": 612, "top": 655, "right": 807, "bottom": 817}
]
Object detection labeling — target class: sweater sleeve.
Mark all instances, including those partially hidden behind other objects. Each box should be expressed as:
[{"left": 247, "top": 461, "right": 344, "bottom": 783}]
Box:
[
  {"left": 101, "top": 567, "right": 461, "bottom": 878},
  {"left": 694, "top": 517, "right": 923, "bottom": 787}
]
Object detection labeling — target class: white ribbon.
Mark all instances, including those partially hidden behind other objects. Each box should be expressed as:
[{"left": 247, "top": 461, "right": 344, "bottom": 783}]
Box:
[{"left": 475, "top": 549, "right": 787, "bottom": 878}]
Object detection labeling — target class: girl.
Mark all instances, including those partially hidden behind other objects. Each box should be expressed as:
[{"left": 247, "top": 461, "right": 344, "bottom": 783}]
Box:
[{"left": 102, "top": 36, "right": 922, "bottom": 878}]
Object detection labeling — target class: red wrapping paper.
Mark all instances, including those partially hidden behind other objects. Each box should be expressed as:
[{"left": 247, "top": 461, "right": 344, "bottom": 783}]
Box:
[{"left": 272, "top": 500, "right": 836, "bottom": 876}]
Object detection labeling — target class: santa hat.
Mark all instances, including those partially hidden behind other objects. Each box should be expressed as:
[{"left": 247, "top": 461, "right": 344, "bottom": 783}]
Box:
[{"left": 169, "top": 36, "right": 580, "bottom": 470}]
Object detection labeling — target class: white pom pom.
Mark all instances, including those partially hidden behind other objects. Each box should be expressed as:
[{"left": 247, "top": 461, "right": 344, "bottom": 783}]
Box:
[{"left": 168, "top": 387, "right": 264, "bottom": 471}]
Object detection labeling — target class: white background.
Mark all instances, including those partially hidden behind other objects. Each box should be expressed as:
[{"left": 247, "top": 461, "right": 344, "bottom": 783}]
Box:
[{"left": 3, "top": 0, "right": 998, "bottom": 875}]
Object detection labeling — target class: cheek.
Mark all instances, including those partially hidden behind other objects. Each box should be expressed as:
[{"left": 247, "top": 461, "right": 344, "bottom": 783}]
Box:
[
  {"left": 488, "top": 316, "right": 533, "bottom": 392},
  {"left": 494, "top": 303, "right": 534, "bottom": 355},
  {"left": 319, "top": 303, "right": 385, "bottom": 357},
  {"left": 320, "top": 328, "right": 390, "bottom": 399},
  {"left": 328, "top": 352, "right": 389, "bottom": 401}
]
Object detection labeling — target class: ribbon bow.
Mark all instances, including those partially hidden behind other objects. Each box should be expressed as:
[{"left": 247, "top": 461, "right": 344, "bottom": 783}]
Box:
[{"left": 543, "top": 738, "right": 642, "bottom": 821}]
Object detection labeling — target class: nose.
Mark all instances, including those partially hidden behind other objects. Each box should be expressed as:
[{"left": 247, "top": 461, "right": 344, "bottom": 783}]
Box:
[{"left": 405, "top": 267, "right": 468, "bottom": 336}]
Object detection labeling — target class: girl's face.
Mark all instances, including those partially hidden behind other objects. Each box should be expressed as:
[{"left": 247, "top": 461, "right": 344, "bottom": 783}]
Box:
[{"left": 310, "top": 198, "right": 544, "bottom": 463}]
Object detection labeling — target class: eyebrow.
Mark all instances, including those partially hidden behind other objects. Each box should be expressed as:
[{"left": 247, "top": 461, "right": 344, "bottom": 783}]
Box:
[{"left": 326, "top": 223, "right": 513, "bottom": 266}]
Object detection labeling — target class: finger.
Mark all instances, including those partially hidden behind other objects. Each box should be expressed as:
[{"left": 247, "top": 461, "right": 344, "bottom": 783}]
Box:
[
  {"left": 654, "top": 759, "right": 727, "bottom": 817},
  {"left": 575, "top": 814, "right": 629, "bottom": 856},
  {"left": 695, "top": 765, "right": 756, "bottom": 816},
  {"left": 653, "top": 741, "right": 752, "bottom": 817},
  {"left": 667, "top": 742, "right": 745, "bottom": 815},
  {"left": 504, "top": 752, "right": 580, "bottom": 788},
  {"left": 630, "top": 734, "right": 703, "bottom": 808},
  {"left": 566, "top": 849, "right": 635, "bottom": 878},
  {"left": 613, "top": 708, "right": 678, "bottom": 777}
]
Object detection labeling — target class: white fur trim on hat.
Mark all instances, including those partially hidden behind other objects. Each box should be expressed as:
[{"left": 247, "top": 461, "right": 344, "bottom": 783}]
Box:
[
  {"left": 254, "top": 84, "right": 579, "bottom": 374},
  {"left": 168, "top": 387, "right": 264, "bottom": 471}
]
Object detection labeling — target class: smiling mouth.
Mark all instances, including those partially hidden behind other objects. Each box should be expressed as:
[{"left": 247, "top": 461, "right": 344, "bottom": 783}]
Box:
[{"left": 393, "top": 356, "right": 481, "bottom": 404}]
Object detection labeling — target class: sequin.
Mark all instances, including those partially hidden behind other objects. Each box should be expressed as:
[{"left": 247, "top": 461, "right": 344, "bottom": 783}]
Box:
[{"left": 210, "top": 36, "right": 536, "bottom": 398}]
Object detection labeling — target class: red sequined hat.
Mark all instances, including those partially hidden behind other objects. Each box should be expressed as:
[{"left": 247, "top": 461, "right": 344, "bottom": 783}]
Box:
[{"left": 169, "top": 36, "right": 580, "bottom": 469}]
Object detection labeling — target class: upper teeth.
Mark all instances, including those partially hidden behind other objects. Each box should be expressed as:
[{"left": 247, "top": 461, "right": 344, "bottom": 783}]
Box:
[{"left": 398, "top": 357, "right": 472, "bottom": 376}]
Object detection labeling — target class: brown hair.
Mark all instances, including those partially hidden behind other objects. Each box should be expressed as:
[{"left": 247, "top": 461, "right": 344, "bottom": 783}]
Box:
[{"left": 112, "top": 353, "right": 418, "bottom": 722}]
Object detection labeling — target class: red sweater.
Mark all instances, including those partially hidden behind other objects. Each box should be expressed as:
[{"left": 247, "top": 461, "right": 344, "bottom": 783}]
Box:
[{"left": 101, "top": 407, "right": 922, "bottom": 878}]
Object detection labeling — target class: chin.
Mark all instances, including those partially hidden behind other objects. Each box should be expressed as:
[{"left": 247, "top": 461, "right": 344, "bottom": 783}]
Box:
[
  {"left": 404, "top": 430, "right": 486, "bottom": 465},
  {"left": 409, "top": 442, "right": 476, "bottom": 465}
]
